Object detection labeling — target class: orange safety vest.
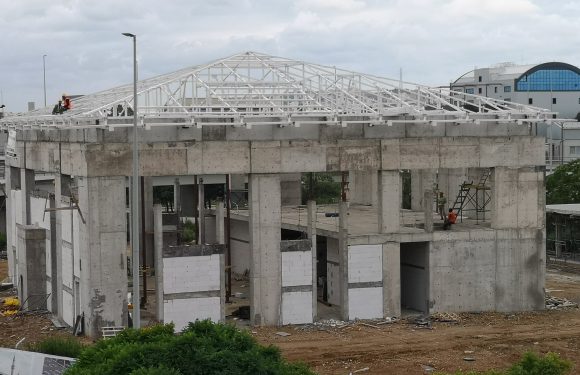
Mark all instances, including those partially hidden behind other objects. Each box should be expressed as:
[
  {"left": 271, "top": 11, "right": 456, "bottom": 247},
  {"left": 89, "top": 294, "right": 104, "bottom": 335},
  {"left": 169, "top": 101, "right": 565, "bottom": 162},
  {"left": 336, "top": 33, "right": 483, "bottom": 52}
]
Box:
[{"left": 448, "top": 211, "right": 457, "bottom": 224}]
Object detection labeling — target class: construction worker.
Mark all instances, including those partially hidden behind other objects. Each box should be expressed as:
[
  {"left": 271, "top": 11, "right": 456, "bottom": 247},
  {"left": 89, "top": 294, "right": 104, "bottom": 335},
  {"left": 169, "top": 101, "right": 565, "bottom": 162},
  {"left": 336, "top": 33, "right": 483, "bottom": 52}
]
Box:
[
  {"left": 62, "top": 94, "right": 72, "bottom": 111},
  {"left": 443, "top": 208, "right": 457, "bottom": 230},
  {"left": 437, "top": 192, "right": 447, "bottom": 220}
]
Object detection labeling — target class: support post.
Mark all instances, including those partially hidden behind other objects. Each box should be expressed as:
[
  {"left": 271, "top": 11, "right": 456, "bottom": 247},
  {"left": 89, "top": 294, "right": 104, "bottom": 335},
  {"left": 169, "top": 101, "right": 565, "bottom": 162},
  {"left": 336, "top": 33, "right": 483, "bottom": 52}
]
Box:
[
  {"left": 249, "top": 174, "right": 281, "bottom": 326},
  {"left": 153, "top": 204, "right": 164, "bottom": 322},
  {"left": 199, "top": 178, "right": 206, "bottom": 244},
  {"left": 307, "top": 200, "right": 317, "bottom": 321},
  {"left": 338, "top": 201, "right": 349, "bottom": 321},
  {"left": 378, "top": 170, "right": 401, "bottom": 233},
  {"left": 216, "top": 200, "right": 225, "bottom": 244},
  {"left": 424, "top": 190, "right": 434, "bottom": 233}
]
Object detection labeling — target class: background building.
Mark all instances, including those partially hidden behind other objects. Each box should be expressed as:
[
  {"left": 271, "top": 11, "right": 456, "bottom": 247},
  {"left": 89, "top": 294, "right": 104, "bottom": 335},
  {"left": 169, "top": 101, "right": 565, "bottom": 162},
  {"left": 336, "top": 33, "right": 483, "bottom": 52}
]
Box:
[{"left": 451, "top": 62, "right": 580, "bottom": 169}]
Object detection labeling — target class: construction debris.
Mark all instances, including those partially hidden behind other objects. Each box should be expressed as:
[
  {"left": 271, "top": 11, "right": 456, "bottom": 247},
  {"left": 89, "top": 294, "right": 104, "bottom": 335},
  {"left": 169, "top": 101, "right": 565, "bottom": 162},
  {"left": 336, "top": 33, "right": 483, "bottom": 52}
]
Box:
[
  {"left": 545, "top": 294, "right": 579, "bottom": 310},
  {"left": 350, "top": 367, "right": 370, "bottom": 374},
  {"left": 275, "top": 331, "right": 291, "bottom": 337},
  {"left": 431, "top": 312, "right": 461, "bottom": 323}
]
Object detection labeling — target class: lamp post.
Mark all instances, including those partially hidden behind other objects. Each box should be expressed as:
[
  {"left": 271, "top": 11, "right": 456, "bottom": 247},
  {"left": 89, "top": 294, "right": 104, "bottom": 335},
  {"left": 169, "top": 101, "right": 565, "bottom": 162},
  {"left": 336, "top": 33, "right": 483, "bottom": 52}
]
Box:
[
  {"left": 122, "top": 32, "right": 140, "bottom": 329},
  {"left": 43, "top": 55, "right": 47, "bottom": 108}
]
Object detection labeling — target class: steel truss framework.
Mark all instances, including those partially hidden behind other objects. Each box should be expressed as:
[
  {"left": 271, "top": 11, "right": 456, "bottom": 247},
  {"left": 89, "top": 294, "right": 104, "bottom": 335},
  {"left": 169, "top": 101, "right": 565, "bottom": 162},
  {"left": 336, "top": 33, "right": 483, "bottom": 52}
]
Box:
[{"left": 0, "top": 51, "right": 570, "bottom": 131}]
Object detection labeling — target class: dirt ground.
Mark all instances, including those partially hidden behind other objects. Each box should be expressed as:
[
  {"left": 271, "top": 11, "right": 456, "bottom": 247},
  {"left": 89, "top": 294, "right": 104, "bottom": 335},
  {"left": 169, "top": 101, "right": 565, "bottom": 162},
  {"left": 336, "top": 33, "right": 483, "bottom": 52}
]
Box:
[
  {"left": 252, "top": 270, "right": 580, "bottom": 374},
  {"left": 1, "top": 260, "right": 579, "bottom": 374}
]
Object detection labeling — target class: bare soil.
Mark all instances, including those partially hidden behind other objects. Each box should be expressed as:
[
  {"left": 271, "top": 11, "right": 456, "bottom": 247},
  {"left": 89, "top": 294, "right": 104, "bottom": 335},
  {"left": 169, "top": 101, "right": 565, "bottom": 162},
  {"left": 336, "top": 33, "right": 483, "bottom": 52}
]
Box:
[
  {"left": 252, "top": 270, "right": 580, "bottom": 374},
  {"left": 1, "top": 260, "right": 579, "bottom": 375}
]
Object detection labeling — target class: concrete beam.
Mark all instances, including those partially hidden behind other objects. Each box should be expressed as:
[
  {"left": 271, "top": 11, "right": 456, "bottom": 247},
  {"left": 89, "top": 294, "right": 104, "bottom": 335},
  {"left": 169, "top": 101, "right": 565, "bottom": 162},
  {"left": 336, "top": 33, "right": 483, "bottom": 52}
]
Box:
[{"left": 154, "top": 204, "right": 164, "bottom": 322}]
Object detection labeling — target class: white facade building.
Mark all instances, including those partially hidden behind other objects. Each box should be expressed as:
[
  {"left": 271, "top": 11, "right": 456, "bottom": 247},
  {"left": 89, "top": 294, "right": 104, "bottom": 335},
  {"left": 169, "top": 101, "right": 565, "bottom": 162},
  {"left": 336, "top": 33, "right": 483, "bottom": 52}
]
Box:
[{"left": 452, "top": 62, "right": 580, "bottom": 167}]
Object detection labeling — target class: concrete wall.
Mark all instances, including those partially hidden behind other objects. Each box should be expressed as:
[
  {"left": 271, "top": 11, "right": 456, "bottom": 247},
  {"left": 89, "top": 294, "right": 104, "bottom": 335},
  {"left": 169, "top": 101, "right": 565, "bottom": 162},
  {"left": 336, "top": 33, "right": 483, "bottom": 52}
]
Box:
[
  {"left": 429, "top": 228, "right": 544, "bottom": 312},
  {"left": 163, "top": 245, "right": 225, "bottom": 331},
  {"left": 348, "top": 244, "right": 383, "bottom": 320}
]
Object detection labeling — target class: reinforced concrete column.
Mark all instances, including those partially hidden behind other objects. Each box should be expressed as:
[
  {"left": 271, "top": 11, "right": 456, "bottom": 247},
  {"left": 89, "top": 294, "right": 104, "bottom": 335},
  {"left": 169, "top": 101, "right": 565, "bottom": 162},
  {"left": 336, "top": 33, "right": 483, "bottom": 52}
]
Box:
[
  {"left": 143, "top": 177, "right": 154, "bottom": 268},
  {"left": 199, "top": 179, "right": 206, "bottom": 244},
  {"left": 215, "top": 201, "right": 225, "bottom": 244},
  {"left": 77, "top": 176, "right": 128, "bottom": 337},
  {"left": 5, "top": 166, "right": 19, "bottom": 283},
  {"left": 424, "top": 190, "right": 434, "bottom": 232},
  {"left": 411, "top": 170, "right": 436, "bottom": 211},
  {"left": 153, "top": 204, "right": 164, "bottom": 322},
  {"left": 382, "top": 242, "right": 400, "bottom": 317},
  {"left": 21, "top": 168, "right": 35, "bottom": 224},
  {"left": 338, "top": 201, "right": 349, "bottom": 321},
  {"left": 307, "top": 200, "right": 317, "bottom": 321},
  {"left": 53, "top": 175, "right": 64, "bottom": 319},
  {"left": 349, "top": 171, "right": 378, "bottom": 206},
  {"left": 249, "top": 173, "right": 281, "bottom": 326},
  {"left": 378, "top": 170, "right": 401, "bottom": 233}
]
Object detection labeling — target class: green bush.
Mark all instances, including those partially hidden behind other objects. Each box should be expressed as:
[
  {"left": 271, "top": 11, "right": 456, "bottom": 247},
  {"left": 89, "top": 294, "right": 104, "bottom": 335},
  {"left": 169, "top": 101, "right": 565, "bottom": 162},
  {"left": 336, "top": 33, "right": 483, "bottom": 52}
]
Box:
[
  {"left": 27, "top": 336, "right": 87, "bottom": 358},
  {"left": 65, "top": 320, "right": 314, "bottom": 375},
  {"left": 436, "top": 352, "right": 572, "bottom": 375},
  {"left": 506, "top": 352, "right": 572, "bottom": 375}
]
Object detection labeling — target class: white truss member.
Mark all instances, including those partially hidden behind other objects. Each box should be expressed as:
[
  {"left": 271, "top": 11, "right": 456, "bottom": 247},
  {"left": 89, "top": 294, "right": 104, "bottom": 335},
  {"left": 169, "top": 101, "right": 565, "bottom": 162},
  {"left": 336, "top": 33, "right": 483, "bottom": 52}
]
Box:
[{"left": 0, "top": 51, "right": 568, "bottom": 131}]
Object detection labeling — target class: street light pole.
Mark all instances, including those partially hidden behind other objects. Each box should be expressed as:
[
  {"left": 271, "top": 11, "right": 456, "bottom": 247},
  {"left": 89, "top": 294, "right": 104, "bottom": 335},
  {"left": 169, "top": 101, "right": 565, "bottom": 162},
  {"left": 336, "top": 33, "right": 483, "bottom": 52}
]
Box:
[
  {"left": 122, "top": 32, "right": 140, "bottom": 329},
  {"left": 43, "top": 55, "right": 47, "bottom": 108}
]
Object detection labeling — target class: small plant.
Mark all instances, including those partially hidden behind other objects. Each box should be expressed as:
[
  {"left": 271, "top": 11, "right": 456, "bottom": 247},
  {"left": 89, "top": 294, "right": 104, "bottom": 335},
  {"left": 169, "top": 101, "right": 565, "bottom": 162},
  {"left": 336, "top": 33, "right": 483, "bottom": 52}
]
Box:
[
  {"left": 507, "top": 352, "right": 572, "bottom": 375},
  {"left": 28, "top": 336, "right": 87, "bottom": 358},
  {"left": 182, "top": 220, "right": 196, "bottom": 243},
  {"left": 435, "top": 351, "right": 572, "bottom": 375}
]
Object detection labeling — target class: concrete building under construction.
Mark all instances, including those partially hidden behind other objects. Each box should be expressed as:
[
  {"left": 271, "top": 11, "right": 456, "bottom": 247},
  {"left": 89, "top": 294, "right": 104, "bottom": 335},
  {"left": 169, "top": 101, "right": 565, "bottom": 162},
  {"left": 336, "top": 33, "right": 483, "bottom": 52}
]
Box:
[{"left": 0, "top": 52, "right": 553, "bottom": 337}]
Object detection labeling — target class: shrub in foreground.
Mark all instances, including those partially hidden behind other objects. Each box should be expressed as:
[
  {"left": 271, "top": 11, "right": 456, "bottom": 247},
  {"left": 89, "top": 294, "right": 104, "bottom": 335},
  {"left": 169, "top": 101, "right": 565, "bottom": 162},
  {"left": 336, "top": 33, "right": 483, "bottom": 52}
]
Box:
[
  {"left": 436, "top": 351, "right": 572, "bottom": 375},
  {"left": 65, "top": 320, "right": 314, "bottom": 375}
]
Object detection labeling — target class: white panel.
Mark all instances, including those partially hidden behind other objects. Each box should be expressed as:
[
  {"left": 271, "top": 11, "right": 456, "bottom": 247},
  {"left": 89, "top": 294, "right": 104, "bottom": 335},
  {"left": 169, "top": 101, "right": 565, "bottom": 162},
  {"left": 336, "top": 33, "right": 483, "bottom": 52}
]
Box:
[
  {"left": 30, "top": 197, "right": 50, "bottom": 229},
  {"left": 73, "top": 211, "right": 81, "bottom": 277},
  {"left": 348, "top": 244, "right": 383, "bottom": 283},
  {"left": 62, "top": 209, "right": 72, "bottom": 244},
  {"left": 163, "top": 297, "right": 221, "bottom": 331},
  {"left": 62, "top": 291, "right": 74, "bottom": 326},
  {"left": 327, "top": 263, "right": 340, "bottom": 306},
  {"left": 62, "top": 244, "right": 73, "bottom": 289},
  {"left": 282, "top": 291, "right": 312, "bottom": 325},
  {"left": 163, "top": 255, "right": 220, "bottom": 294},
  {"left": 348, "top": 287, "right": 383, "bottom": 320},
  {"left": 281, "top": 251, "right": 312, "bottom": 287}
]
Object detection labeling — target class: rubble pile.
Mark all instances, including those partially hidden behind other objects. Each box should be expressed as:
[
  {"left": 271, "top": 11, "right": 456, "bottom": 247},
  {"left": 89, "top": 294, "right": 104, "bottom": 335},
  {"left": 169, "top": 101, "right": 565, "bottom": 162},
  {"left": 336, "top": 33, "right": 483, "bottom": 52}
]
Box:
[{"left": 546, "top": 294, "right": 578, "bottom": 310}]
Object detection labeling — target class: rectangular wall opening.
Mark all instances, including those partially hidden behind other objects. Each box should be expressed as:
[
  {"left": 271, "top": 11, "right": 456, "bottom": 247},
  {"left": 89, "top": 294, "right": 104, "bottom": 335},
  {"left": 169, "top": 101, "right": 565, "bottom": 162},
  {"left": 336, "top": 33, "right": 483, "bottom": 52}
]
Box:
[
  {"left": 400, "top": 242, "right": 429, "bottom": 316},
  {"left": 316, "top": 235, "right": 341, "bottom": 320}
]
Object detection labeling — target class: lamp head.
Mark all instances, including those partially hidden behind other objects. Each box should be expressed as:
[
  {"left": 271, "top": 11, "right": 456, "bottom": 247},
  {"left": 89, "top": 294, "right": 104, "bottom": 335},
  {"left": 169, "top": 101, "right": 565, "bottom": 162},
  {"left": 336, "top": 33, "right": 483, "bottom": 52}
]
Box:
[{"left": 122, "top": 32, "right": 136, "bottom": 38}]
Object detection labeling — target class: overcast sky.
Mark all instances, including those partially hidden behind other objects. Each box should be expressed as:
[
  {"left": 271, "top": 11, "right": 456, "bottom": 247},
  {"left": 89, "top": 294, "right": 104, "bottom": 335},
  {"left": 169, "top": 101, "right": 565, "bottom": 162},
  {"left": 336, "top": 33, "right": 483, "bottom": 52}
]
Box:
[{"left": 1, "top": 0, "right": 579, "bottom": 112}]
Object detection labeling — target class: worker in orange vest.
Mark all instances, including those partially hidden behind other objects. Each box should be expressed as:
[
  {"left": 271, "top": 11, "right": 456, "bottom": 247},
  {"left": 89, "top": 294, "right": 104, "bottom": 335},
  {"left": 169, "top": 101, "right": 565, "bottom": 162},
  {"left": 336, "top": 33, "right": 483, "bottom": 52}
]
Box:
[
  {"left": 443, "top": 208, "right": 457, "bottom": 230},
  {"left": 62, "top": 94, "right": 72, "bottom": 111}
]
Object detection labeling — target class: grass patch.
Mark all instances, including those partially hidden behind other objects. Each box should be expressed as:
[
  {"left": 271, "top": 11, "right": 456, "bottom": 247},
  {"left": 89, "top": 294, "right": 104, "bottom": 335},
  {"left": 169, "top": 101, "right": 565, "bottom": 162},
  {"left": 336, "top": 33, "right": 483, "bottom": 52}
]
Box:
[{"left": 28, "top": 336, "right": 87, "bottom": 358}]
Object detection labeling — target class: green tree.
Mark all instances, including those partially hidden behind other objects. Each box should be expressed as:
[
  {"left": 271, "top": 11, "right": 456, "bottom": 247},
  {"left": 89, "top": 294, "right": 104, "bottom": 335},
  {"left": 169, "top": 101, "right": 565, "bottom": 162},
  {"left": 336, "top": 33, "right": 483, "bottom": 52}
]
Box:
[
  {"left": 301, "top": 173, "right": 341, "bottom": 204},
  {"left": 546, "top": 159, "right": 580, "bottom": 204}
]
